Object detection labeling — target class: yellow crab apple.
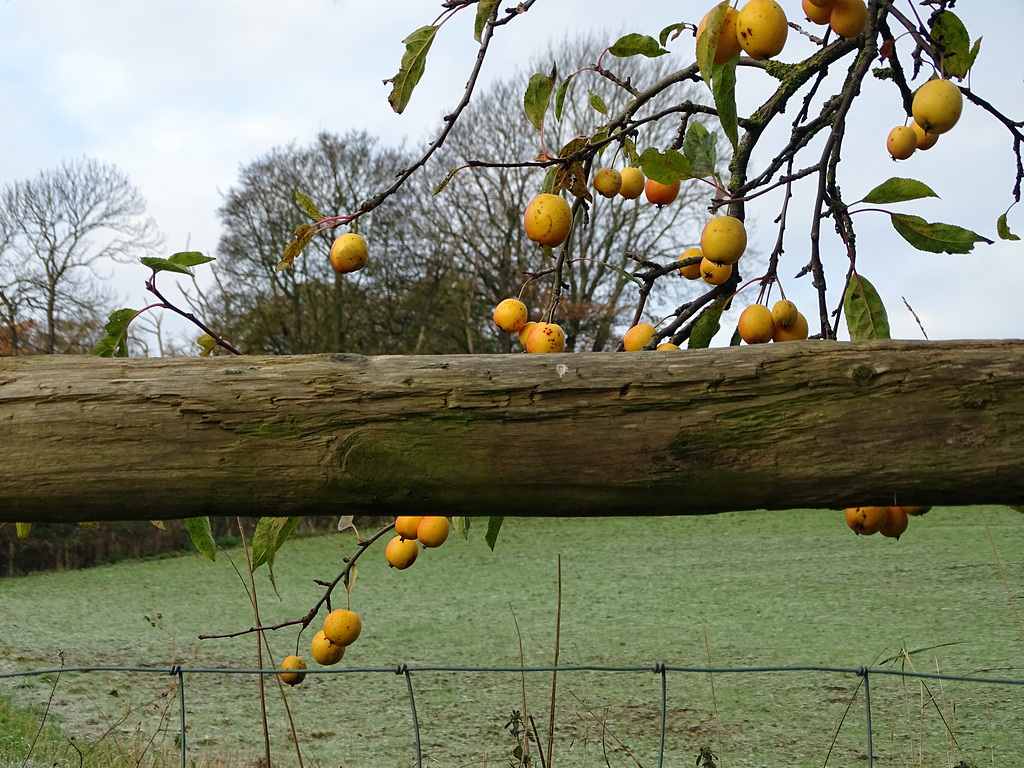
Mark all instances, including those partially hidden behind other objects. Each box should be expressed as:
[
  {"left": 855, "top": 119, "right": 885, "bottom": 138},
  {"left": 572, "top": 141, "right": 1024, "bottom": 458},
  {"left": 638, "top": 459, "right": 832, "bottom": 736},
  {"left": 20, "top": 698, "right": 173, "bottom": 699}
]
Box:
[
  {"left": 736, "top": 0, "right": 788, "bottom": 61},
  {"left": 329, "top": 233, "right": 369, "bottom": 274},
  {"left": 526, "top": 322, "right": 566, "bottom": 353},
  {"left": 700, "top": 216, "right": 747, "bottom": 265},
  {"left": 618, "top": 167, "right": 646, "bottom": 199},
  {"left": 912, "top": 78, "right": 963, "bottom": 135},
  {"left": 524, "top": 193, "right": 572, "bottom": 247},
  {"left": 623, "top": 322, "right": 656, "bottom": 351},
  {"left": 593, "top": 168, "right": 623, "bottom": 198},
  {"left": 493, "top": 298, "right": 528, "bottom": 333}
]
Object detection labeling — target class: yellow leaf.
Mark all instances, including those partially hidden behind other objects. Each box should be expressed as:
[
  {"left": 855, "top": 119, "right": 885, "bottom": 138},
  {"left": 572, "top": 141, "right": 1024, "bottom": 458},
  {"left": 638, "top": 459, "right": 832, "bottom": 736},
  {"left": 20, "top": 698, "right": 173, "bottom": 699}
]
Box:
[
  {"left": 16, "top": 522, "right": 31, "bottom": 540},
  {"left": 77, "top": 521, "right": 101, "bottom": 531}
]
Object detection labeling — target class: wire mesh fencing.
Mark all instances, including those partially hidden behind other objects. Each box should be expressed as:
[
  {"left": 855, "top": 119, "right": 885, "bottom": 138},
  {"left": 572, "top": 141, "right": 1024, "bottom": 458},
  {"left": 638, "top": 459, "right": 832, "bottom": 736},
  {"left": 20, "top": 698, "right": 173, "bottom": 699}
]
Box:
[{"left": 3, "top": 661, "right": 1023, "bottom": 768}]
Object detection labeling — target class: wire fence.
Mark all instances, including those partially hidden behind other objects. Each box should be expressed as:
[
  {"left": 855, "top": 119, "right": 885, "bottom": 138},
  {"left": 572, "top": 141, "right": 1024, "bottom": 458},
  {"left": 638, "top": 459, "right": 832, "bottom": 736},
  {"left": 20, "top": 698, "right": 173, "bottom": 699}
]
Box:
[{"left": 3, "top": 662, "right": 1024, "bottom": 768}]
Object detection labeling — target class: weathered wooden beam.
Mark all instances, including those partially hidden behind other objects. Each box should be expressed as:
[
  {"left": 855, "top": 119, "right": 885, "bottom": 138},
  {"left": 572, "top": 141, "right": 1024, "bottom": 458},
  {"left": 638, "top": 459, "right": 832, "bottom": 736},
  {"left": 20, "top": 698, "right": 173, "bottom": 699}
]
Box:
[{"left": 2, "top": 340, "right": 1023, "bottom": 522}]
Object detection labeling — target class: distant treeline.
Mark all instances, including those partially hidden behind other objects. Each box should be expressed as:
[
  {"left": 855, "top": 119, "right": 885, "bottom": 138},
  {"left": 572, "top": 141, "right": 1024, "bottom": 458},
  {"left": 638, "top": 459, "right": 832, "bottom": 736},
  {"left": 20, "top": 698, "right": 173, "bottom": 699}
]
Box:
[{"left": 0, "top": 516, "right": 348, "bottom": 577}]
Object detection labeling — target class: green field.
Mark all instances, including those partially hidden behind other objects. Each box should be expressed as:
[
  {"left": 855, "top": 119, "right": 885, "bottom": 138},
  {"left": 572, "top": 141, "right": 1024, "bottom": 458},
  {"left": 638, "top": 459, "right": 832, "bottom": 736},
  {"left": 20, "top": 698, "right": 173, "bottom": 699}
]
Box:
[{"left": 1, "top": 509, "right": 1022, "bottom": 768}]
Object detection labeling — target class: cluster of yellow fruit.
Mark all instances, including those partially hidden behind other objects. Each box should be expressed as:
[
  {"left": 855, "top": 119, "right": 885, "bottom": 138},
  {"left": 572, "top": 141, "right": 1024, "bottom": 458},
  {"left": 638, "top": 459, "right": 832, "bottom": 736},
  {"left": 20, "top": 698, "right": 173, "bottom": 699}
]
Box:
[
  {"left": 492, "top": 297, "right": 567, "bottom": 354},
  {"left": 384, "top": 515, "right": 451, "bottom": 570},
  {"left": 592, "top": 166, "right": 649, "bottom": 201},
  {"left": 799, "top": 0, "right": 869, "bottom": 39},
  {"left": 279, "top": 607, "right": 363, "bottom": 686},
  {"left": 737, "top": 300, "right": 810, "bottom": 343},
  {"left": 677, "top": 215, "right": 749, "bottom": 287},
  {"left": 329, "top": 233, "right": 369, "bottom": 274},
  {"left": 845, "top": 505, "right": 932, "bottom": 539},
  {"left": 886, "top": 78, "right": 963, "bottom": 160}
]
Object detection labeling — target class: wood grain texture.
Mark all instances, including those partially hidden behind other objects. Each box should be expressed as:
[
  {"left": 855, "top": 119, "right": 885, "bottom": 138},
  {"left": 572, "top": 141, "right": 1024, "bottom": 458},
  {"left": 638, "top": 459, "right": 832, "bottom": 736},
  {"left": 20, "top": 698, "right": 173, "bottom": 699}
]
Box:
[{"left": 2, "top": 340, "right": 1023, "bottom": 522}]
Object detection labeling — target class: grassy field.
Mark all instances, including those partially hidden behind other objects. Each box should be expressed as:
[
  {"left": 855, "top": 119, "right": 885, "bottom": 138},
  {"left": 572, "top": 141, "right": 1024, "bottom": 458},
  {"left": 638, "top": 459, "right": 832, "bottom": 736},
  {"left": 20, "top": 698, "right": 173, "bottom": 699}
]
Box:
[{"left": 0, "top": 508, "right": 1022, "bottom": 768}]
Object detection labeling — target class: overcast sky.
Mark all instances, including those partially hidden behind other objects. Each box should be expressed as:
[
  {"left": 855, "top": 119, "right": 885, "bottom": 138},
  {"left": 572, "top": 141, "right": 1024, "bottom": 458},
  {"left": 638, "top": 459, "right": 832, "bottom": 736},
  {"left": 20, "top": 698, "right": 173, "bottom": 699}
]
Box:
[{"left": 2, "top": 1, "right": 1022, "bottom": 349}]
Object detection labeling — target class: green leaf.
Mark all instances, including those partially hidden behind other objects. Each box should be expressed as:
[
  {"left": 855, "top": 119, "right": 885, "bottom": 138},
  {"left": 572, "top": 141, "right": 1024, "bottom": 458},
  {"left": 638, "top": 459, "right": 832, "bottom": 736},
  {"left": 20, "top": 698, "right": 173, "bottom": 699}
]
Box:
[
  {"left": 386, "top": 25, "right": 439, "bottom": 114},
  {"left": 861, "top": 177, "right": 939, "bottom": 205},
  {"left": 844, "top": 274, "right": 890, "bottom": 340},
  {"left": 711, "top": 59, "right": 739, "bottom": 149},
  {"left": 168, "top": 251, "right": 214, "bottom": 269},
  {"left": 186, "top": 517, "right": 217, "bottom": 561},
  {"left": 589, "top": 91, "right": 608, "bottom": 116},
  {"left": 524, "top": 67, "right": 556, "bottom": 132},
  {"left": 295, "top": 190, "right": 325, "bottom": 221},
  {"left": 696, "top": 1, "right": 730, "bottom": 84},
  {"left": 659, "top": 22, "right": 687, "bottom": 47},
  {"left": 1007, "top": 505, "right": 1024, "bottom": 515},
  {"left": 434, "top": 167, "right": 461, "bottom": 196},
  {"left": 474, "top": 0, "right": 499, "bottom": 42},
  {"left": 16, "top": 522, "right": 31, "bottom": 540},
  {"left": 891, "top": 214, "right": 993, "bottom": 254},
  {"left": 196, "top": 334, "right": 218, "bottom": 357},
  {"left": 622, "top": 137, "right": 639, "bottom": 167},
  {"left": 453, "top": 516, "right": 470, "bottom": 539},
  {"left": 683, "top": 121, "right": 717, "bottom": 179},
  {"left": 586, "top": 259, "right": 642, "bottom": 288},
  {"left": 277, "top": 222, "right": 318, "bottom": 271},
  {"left": 997, "top": 211, "right": 1020, "bottom": 241},
  {"left": 638, "top": 147, "right": 693, "bottom": 184},
  {"left": 92, "top": 307, "right": 138, "bottom": 358},
  {"left": 251, "top": 516, "right": 302, "bottom": 572},
  {"left": 607, "top": 33, "right": 668, "bottom": 59},
  {"left": 484, "top": 515, "right": 504, "bottom": 551},
  {"left": 688, "top": 295, "right": 729, "bottom": 349},
  {"left": 729, "top": 327, "right": 742, "bottom": 346},
  {"left": 929, "top": 11, "right": 980, "bottom": 79},
  {"left": 554, "top": 72, "right": 575, "bottom": 121},
  {"left": 140, "top": 257, "right": 195, "bottom": 276}
]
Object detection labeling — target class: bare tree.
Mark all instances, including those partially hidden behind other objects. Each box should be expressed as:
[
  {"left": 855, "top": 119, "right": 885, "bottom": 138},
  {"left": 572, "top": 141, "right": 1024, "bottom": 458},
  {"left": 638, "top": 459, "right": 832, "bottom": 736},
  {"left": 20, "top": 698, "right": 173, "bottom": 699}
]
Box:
[
  {"left": 0, "top": 157, "right": 162, "bottom": 354},
  {"left": 419, "top": 31, "right": 717, "bottom": 351}
]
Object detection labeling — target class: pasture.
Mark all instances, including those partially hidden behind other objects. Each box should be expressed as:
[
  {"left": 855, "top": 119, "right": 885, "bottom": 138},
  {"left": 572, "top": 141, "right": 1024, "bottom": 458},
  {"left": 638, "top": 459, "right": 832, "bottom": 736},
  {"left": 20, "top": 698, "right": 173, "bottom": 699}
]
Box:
[{"left": 1, "top": 508, "right": 1022, "bottom": 767}]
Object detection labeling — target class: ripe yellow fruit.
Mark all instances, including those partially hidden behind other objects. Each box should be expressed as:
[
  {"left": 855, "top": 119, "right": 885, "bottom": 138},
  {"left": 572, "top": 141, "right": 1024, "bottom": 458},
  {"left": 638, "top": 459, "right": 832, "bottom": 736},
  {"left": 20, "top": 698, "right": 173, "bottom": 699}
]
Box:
[
  {"left": 807, "top": 0, "right": 836, "bottom": 6},
  {"left": 417, "top": 516, "right": 450, "bottom": 548},
  {"left": 385, "top": 535, "right": 420, "bottom": 569},
  {"left": 801, "top": 0, "right": 832, "bottom": 25},
  {"left": 311, "top": 630, "right": 346, "bottom": 665},
  {"left": 323, "top": 609, "right": 362, "bottom": 647},
  {"left": 656, "top": 342, "right": 680, "bottom": 350},
  {"left": 771, "top": 300, "right": 798, "bottom": 329},
  {"left": 899, "top": 505, "right": 932, "bottom": 516},
  {"left": 886, "top": 125, "right": 918, "bottom": 160},
  {"left": 772, "top": 311, "right": 809, "bottom": 341},
  {"left": 524, "top": 193, "right": 573, "bottom": 247},
  {"left": 678, "top": 247, "right": 704, "bottom": 280},
  {"left": 644, "top": 178, "right": 681, "bottom": 206},
  {"left": 329, "top": 233, "right": 369, "bottom": 274},
  {"left": 880, "top": 507, "right": 909, "bottom": 539},
  {"left": 493, "top": 298, "right": 529, "bottom": 333},
  {"left": 395, "top": 515, "right": 424, "bottom": 540},
  {"left": 280, "top": 655, "right": 307, "bottom": 686},
  {"left": 736, "top": 0, "right": 788, "bottom": 61},
  {"left": 526, "top": 322, "right": 566, "bottom": 353},
  {"left": 618, "top": 167, "right": 646, "bottom": 200},
  {"left": 829, "top": 0, "right": 868, "bottom": 38},
  {"left": 912, "top": 78, "right": 963, "bottom": 135},
  {"left": 593, "top": 168, "right": 623, "bottom": 198},
  {"left": 700, "top": 216, "right": 747, "bottom": 265},
  {"left": 910, "top": 121, "right": 939, "bottom": 151},
  {"left": 845, "top": 506, "right": 889, "bottom": 535},
  {"left": 737, "top": 304, "right": 775, "bottom": 344},
  {"left": 517, "top": 321, "right": 537, "bottom": 347},
  {"left": 700, "top": 258, "right": 733, "bottom": 286},
  {"left": 623, "top": 322, "right": 656, "bottom": 351},
  {"left": 697, "top": 5, "right": 743, "bottom": 64}
]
